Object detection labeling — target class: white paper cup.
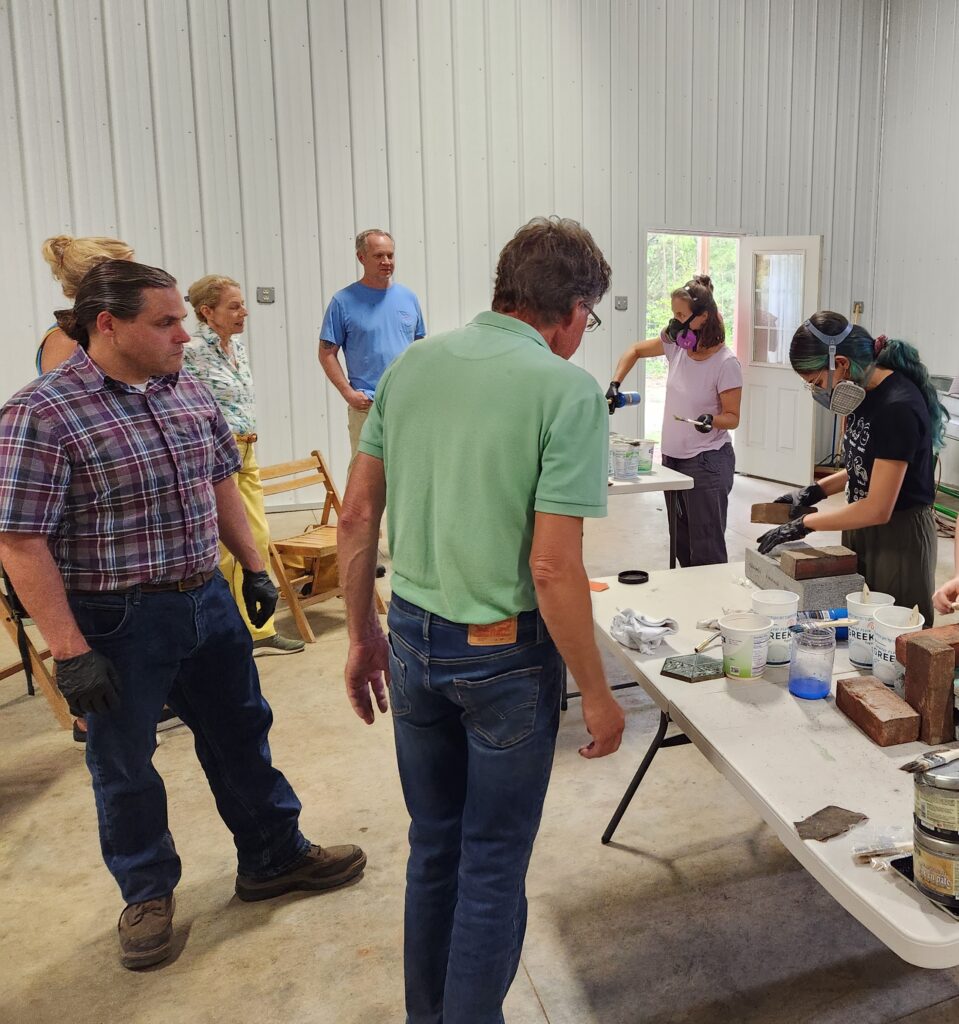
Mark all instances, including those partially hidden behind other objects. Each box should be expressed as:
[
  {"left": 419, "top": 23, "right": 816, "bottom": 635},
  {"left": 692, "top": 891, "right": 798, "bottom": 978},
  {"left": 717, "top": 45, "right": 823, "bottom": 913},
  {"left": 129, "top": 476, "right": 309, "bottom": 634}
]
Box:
[
  {"left": 718, "top": 613, "right": 773, "bottom": 679},
  {"left": 846, "top": 591, "right": 895, "bottom": 668},
  {"left": 873, "top": 605, "right": 925, "bottom": 692},
  {"left": 751, "top": 590, "right": 799, "bottom": 666}
]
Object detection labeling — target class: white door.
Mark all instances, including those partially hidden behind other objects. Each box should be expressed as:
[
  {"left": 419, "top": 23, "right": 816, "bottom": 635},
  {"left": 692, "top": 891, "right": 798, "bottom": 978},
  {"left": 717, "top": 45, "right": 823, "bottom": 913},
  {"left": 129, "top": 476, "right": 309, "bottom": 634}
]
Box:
[{"left": 734, "top": 235, "right": 822, "bottom": 484}]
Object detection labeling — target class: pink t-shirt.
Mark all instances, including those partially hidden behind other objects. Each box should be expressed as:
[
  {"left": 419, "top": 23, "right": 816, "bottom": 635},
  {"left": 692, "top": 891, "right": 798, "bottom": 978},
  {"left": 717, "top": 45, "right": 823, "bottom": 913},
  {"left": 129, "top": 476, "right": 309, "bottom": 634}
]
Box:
[{"left": 659, "top": 331, "right": 743, "bottom": 460}]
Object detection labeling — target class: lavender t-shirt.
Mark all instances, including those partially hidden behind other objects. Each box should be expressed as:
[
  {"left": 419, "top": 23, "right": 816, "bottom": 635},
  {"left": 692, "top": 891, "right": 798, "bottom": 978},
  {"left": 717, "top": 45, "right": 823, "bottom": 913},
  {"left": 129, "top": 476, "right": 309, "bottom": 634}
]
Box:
[{"left": 659, "top": 331, "right": 743, "bottom": 460}]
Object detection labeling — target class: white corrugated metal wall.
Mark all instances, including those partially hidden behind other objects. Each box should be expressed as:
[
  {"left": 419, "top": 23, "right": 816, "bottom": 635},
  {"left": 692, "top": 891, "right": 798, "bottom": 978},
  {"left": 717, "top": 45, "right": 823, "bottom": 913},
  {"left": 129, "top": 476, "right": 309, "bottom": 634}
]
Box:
[
  {"left": 872, "top": 0, "right": 957, "bottom": 378},
  {"left": 1, "top": 0, "right": 885, "bottom": 496}
]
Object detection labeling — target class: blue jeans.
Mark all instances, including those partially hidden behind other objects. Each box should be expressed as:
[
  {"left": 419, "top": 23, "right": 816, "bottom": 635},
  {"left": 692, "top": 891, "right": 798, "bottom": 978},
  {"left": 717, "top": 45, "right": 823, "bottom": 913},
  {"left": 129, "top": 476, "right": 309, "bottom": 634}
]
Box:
[
  {"left": 386, "top": 595, "right": 562, "bottom": 1024},
  {"left": 68, "top": 573, "right": 308, "bottom": 904}
]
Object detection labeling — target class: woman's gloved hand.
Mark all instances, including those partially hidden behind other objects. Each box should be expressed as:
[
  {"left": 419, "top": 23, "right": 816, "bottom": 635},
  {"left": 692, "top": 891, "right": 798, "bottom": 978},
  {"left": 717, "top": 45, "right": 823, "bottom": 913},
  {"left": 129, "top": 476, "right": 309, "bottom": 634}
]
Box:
[
  {"left": 605, "top": 381, "right": 621, "bottom": 416},
  {"left": 773, "top": 482, "right": 826, "bottom": 508},
  {"left": 694, "top": 414, "right": 713, "bottom": 434},
  {"left": 757, "top": 516, "right": 812, "bottom": 555}
]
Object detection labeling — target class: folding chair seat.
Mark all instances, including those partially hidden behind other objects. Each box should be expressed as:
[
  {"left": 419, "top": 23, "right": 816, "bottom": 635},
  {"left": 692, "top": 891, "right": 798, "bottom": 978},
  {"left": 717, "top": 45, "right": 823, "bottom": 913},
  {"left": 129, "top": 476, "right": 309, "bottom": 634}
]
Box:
[{"left": 260, "top": 449, "right": 386, "bottom": 643}]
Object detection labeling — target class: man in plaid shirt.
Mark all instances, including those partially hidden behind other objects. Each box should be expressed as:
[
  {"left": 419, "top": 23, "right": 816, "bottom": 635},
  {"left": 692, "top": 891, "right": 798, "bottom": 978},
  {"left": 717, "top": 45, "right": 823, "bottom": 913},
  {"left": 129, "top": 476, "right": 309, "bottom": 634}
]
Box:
[{"left": 0, "top": 260, "right": 366, "bottom": 970}]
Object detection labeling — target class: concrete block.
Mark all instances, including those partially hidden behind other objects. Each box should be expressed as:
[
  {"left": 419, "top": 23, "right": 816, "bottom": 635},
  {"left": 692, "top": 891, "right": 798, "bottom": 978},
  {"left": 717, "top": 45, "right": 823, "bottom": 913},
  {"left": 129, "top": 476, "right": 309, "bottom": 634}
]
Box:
[
  {"left": 744, "top": 545, "right": 865, "bottom": 611},
  {"left": 836, "top": 675, "right": 920, "bottom": 746}
]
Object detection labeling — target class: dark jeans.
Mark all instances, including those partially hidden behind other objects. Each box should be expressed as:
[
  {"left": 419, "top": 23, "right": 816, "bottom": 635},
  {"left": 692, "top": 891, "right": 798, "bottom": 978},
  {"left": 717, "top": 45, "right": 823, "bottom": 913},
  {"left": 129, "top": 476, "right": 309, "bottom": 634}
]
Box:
[
  {"left": 386, "top": 595, "right": 562, "bottom": 1024},
  {"left": 662, "top": 442, "right": 736, "bottom": 567},
  {"left": 69, "top": 573, "right": 308, "bottom": 905}
]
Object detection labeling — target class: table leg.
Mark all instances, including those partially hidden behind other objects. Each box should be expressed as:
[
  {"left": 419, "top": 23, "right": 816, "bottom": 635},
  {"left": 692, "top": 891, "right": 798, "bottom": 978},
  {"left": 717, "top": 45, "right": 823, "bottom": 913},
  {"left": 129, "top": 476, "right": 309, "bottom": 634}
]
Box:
[
  {"left": 601, "top": 710, "right": 690, "bottom": 844},
  {"left": 667, "top": 489, "right": 678, "bottom": 570}
]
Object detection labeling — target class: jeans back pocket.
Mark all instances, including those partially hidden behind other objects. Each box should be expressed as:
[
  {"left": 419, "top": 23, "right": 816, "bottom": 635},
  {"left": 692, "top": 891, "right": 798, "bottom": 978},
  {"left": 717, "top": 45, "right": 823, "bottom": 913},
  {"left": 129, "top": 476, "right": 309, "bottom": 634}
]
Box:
[
  {"left": 386, "top": 634, "right": 412, "bottom": 717},
  {"left": 453, "top": 667, "right": 541, "bottom": 749}
]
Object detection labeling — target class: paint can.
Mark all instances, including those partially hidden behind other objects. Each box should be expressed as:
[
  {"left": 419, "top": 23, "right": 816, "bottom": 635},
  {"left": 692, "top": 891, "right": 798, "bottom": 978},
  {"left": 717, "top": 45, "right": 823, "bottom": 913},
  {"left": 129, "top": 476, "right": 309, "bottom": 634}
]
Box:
[
  {"left": 915, "top": 758, "right": 959, "bottom": 841},
  {"left": 913, "top": 824, "right": 959, "bottom": 909}
]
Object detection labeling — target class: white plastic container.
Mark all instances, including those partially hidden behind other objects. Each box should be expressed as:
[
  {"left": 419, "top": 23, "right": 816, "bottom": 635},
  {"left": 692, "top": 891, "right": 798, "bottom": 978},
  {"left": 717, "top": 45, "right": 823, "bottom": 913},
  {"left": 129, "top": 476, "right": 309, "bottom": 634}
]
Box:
[
  {"left": 610, "top": 439, "right": 640, "bottom": 480},
  {"left": 634, "top": 439, "right": 655, "bottom": 473},
  {"left": 718, "top": 612, "right": 773, "bottom": 680},
  {"left": 873, "top": 605, "right": 925, "bottom": 693},
  {"left": 845, "top": 590, "right": 895, "bottom": 668},
  {"left": 751, "top": 590, "right": 799, "bottom": 666}
]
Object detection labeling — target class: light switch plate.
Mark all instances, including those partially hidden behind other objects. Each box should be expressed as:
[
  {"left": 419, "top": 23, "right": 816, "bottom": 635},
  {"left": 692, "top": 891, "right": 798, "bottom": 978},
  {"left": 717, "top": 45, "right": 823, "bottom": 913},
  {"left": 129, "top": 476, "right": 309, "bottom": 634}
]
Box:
[
  {"left": 614, "top": 295, "right": 628, "bottom": 311},
  {"left": 256, "top": 287, "right": 275, "bottom": 304}
]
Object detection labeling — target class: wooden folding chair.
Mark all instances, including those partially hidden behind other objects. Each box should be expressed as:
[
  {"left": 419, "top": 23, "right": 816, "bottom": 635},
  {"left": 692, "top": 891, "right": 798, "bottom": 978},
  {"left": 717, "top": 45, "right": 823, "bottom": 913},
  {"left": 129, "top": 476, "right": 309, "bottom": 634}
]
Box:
[
  {"left": 0, "top": 567, "right": 72, "bottom": 729},
  {"left": 260, "top": 449, "right": 386, "bottom": 643}
]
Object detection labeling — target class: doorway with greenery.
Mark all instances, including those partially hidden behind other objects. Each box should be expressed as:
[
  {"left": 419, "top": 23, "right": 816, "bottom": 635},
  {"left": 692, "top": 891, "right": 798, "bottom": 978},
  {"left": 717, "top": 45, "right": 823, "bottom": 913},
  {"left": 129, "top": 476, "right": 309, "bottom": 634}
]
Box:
[{"left": 642, "top": 233, "right": 738, "bottom": 443}]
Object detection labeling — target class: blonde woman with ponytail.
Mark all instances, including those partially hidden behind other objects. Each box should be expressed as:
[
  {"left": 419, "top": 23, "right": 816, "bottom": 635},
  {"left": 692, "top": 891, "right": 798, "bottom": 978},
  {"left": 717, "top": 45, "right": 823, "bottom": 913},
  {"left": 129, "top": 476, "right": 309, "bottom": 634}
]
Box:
[{"left": 38, "top": 235, "right": 134, "bottom": 374}]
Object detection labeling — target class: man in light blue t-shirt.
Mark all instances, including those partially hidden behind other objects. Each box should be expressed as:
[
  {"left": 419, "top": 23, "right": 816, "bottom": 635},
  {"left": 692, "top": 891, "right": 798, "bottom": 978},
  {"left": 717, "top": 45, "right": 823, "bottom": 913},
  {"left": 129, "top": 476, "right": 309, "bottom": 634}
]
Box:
[{"left": 318, "top": 229, "right": 426, "bottom": 460}]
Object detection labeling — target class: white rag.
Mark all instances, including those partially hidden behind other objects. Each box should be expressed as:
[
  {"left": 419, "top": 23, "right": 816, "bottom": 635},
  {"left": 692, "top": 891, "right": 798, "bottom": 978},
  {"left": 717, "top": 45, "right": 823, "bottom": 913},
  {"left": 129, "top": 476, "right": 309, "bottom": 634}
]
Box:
[{"left": 610, "top": 609, "right": 679, "bottom": 654}]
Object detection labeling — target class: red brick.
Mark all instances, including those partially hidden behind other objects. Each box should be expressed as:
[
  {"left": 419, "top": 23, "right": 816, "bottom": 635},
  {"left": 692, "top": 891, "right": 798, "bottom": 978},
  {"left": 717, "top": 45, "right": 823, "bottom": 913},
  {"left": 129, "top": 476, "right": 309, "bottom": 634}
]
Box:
[
  {"left": 903, "top": 636, "right": 956, "bottom": 745},
  {"left": 896, "top": 625, "right": 959, "bottom": 670},
  {"left": 780, "top": 546, "right": 858, "bottom": 580},
  {"left": 837, "top": 676, "right": 920, "bottom": 746},
  {"left": 751, "top": 503, "right": 794, "bottom": 525}
]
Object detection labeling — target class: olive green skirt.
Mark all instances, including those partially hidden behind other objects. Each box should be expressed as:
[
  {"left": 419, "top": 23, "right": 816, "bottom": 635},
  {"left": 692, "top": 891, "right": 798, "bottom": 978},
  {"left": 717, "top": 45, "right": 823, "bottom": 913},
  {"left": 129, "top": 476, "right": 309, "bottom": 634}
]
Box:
[{"left": 842, "top": 505, "right": 937, "bottom": 627}]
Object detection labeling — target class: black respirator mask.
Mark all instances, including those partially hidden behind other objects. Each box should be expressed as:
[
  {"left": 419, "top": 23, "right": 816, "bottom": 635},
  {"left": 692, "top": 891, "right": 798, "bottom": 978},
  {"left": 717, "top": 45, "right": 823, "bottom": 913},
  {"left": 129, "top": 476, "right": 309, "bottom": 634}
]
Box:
[{"left": 803, "top": 320, "right": 872, "bottom": 416}]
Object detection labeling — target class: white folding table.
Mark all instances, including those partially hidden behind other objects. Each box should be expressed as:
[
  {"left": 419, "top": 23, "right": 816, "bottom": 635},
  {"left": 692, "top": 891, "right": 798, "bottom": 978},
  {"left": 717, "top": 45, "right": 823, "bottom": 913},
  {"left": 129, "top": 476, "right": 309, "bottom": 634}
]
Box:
[{"left": 591, "top": 561, "right": 959, "bottom": 969}]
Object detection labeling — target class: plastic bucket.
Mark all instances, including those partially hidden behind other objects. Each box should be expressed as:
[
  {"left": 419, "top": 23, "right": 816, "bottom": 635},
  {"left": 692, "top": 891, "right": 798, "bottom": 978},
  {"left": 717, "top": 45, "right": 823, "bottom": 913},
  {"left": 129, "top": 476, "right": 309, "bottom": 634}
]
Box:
[
  {"left": 634, "top": 440, "right": 655, "bottom": 473},
  {"left": 718, "top": 612, "right": 773, "bottom": 679},
  {"left": 845, "top": 591, "right": 895, "bottom": 668},
  {"left": 873, "top": 605, "right": 925, "bottom": 692},
  {"left": 751, "top": 590, "right": 799, "bottom": 666},
  {"left": 610, "top": 440, "right": 640, "bottom": 480}
]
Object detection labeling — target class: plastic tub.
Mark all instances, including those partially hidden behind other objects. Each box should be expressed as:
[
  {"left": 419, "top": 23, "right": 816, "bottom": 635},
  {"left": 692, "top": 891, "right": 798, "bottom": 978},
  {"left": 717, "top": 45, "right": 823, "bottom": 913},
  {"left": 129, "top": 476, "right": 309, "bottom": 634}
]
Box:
[
  {"left": 873, "top": 605, "right": 925, "bottom": 693},
  {"left": 752, "top": 590, "right": 799, "bottom": 666},
  {"left": 718, "top": 612, "right": 772, "bottom": 679},
  {"left": 845, "top": 590, "right": 895, "bottom": 668}
]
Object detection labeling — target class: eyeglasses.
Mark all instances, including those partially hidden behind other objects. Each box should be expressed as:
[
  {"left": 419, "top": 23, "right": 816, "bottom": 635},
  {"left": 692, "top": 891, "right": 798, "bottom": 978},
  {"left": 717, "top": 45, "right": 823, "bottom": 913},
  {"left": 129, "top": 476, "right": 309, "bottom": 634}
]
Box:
[{"left": 582, "top": 302, "right": 601, "bottom": 332}]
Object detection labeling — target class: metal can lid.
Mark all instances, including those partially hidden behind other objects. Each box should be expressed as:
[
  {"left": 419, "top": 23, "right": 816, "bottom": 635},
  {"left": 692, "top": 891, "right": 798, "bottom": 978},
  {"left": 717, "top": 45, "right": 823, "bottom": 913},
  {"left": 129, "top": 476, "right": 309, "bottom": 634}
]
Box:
[
  {"left": 915, "top": 821, "right": 959, "bottom": 857},
  {"left": 917, "top": 759, "right": 959, "bottom": 792}
]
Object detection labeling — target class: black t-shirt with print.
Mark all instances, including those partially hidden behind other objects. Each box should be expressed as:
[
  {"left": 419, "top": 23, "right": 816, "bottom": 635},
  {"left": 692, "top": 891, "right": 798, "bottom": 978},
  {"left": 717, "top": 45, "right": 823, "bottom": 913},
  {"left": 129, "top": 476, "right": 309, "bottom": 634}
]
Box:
[{"left": 841, "top": 372, "right": 934, "bottom": 510}]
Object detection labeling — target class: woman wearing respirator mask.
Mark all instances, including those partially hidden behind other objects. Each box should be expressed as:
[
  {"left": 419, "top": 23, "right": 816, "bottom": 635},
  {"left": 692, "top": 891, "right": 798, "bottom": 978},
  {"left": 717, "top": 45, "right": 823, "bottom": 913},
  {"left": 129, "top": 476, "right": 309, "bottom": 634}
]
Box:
[
  {"left": 757, "top": 312, "right": 946, "bottom": 626},
  {"left": 609, "top": 275, "right": 743, "bottom": 566}
]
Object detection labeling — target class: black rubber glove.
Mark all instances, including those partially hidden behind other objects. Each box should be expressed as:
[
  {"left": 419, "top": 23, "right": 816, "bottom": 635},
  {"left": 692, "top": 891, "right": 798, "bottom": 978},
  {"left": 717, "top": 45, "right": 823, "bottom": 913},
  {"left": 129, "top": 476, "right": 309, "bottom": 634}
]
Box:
[
  {"left": 757, "top": 516, "right": 812, "bottom": 556},
  {"left": 773, "top": 482, "right": 826, "bottom": 507},
  {"left": 694, "top": 414, "right": 713, "bottom": 434},
  {"left": 242, "top": 568, "right": 278, "bottom": 628},
  {"left": 605, "top": 381, "right": 621, "bottom": 416},
  {"left": 54, "top": 649, "right": 122, "bottom": 716}
]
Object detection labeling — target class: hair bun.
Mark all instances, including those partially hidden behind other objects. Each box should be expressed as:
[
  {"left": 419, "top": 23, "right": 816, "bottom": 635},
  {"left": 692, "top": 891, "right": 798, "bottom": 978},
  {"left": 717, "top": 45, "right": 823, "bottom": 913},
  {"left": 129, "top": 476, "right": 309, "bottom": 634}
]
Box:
[{"left": 692, "top": 274, "right": 714, "bottom": 292}]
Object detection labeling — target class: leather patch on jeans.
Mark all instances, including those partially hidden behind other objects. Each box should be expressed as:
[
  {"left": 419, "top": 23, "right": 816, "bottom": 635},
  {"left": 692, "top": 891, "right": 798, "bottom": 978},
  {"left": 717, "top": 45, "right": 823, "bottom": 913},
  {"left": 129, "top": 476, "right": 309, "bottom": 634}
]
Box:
[{"left": 467, "top": 617, "right": 518, "bottom": 646}]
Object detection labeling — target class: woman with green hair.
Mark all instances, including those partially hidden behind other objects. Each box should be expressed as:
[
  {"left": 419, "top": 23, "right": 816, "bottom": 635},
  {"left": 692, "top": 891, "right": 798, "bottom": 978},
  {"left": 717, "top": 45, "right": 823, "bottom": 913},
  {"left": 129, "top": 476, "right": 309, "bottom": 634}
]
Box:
[{"left": 756, "top": 311, "right": 946, "bottom": 626}]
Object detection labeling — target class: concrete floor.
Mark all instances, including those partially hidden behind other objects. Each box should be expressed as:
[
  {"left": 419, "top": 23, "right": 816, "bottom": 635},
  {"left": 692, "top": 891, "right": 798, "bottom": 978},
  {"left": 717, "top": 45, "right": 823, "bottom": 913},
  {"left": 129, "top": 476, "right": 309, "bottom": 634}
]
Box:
[{"left": 3, "top": 473, "right": 959, "bottom": 1023}]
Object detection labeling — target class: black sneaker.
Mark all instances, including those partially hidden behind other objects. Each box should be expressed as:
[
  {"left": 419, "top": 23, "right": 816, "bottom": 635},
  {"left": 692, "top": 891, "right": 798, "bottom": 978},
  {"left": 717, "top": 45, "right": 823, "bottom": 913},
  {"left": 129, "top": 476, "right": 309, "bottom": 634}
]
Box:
[{"left": 235, "top": 844, "right": 366, "bottom": 902}]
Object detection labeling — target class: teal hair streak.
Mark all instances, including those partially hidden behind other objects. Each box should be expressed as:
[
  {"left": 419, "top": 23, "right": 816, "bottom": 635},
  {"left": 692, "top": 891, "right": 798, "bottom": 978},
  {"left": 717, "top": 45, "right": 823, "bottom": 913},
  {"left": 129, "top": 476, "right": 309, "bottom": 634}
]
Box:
[{"left": 875, "top": 338, "right": 948, "bottom": 452}]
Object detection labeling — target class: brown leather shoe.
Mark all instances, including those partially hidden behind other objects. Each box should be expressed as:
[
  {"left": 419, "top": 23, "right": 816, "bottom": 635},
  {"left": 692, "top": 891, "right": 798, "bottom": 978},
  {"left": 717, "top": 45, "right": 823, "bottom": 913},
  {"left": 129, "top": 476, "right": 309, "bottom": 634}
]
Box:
[
  {"left": 235, "top": 844, "right": 366, "bottom": 902},
  {"left": 117, "top": 894, "right": 175, "bottom": 970}
]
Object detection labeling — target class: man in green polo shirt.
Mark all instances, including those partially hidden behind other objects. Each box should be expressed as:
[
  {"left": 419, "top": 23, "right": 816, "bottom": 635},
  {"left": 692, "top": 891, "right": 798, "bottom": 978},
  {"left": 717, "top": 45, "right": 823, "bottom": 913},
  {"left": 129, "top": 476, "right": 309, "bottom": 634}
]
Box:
[{"left": 338, "top": 216, "right": 625, "bottom": 1024}]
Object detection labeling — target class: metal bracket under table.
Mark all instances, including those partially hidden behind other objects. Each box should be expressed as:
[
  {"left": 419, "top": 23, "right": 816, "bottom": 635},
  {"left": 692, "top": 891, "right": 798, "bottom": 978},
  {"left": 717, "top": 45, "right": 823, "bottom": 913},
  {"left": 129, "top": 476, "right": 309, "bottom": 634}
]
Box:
[{"left": 602, "top": 710, "right": 691, "bottom": 845}]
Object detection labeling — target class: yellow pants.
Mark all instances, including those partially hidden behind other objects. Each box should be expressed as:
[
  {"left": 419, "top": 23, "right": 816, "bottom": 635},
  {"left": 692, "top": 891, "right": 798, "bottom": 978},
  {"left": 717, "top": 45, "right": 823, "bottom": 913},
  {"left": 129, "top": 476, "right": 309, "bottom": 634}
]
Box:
[{"left": 220, "top": 439, "right": 275, "bottom": 641}]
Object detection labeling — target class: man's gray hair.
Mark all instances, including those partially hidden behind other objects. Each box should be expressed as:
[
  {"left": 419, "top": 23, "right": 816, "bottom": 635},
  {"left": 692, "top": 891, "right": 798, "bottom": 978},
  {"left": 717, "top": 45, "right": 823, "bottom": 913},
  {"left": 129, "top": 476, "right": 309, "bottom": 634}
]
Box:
[
  {"left": 492, "top": 217, "right": 611, "bottom": 325},
  {"left": 355, "top": 229, "right": 394, "bottom": 255}
]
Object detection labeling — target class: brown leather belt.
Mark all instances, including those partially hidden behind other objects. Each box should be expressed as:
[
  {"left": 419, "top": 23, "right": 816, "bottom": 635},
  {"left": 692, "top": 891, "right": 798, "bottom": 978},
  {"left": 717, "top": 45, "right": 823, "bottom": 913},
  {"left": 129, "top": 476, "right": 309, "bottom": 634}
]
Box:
[
  {"left": 69, "top": 570, "right": 216, "bottom": 595},
  {"left": 140, "top": 571, "right": 216, "bottom": 593},
  {"left": 234, "top": 432, "right": 258, "bottom": 444}
]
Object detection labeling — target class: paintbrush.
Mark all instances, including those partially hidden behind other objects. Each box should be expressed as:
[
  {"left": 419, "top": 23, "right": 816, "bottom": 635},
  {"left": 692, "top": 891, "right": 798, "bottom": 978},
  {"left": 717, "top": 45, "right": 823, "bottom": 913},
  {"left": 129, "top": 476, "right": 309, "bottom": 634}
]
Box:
[
  {"left": 900, "top": 748, "right": 959, "bottom": 773},
  {"left": 909, "top": 604, "right": 921, "bottom": 626},
  {"left": 673, "top": 415, "right": 703, "bottom": 425},
  {"left": 853, "top": 840, "right": 913, "bottom": 863},
  {"left": 788, "top": 618, "right": 859, "bottom": 634}
]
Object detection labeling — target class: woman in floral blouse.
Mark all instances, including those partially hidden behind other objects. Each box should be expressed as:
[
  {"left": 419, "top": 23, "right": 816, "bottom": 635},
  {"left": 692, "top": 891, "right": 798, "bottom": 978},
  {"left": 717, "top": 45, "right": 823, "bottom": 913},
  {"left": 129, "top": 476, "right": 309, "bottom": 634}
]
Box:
[{"left": 184, "top": 276, "right": 304, "bottom": 655}]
